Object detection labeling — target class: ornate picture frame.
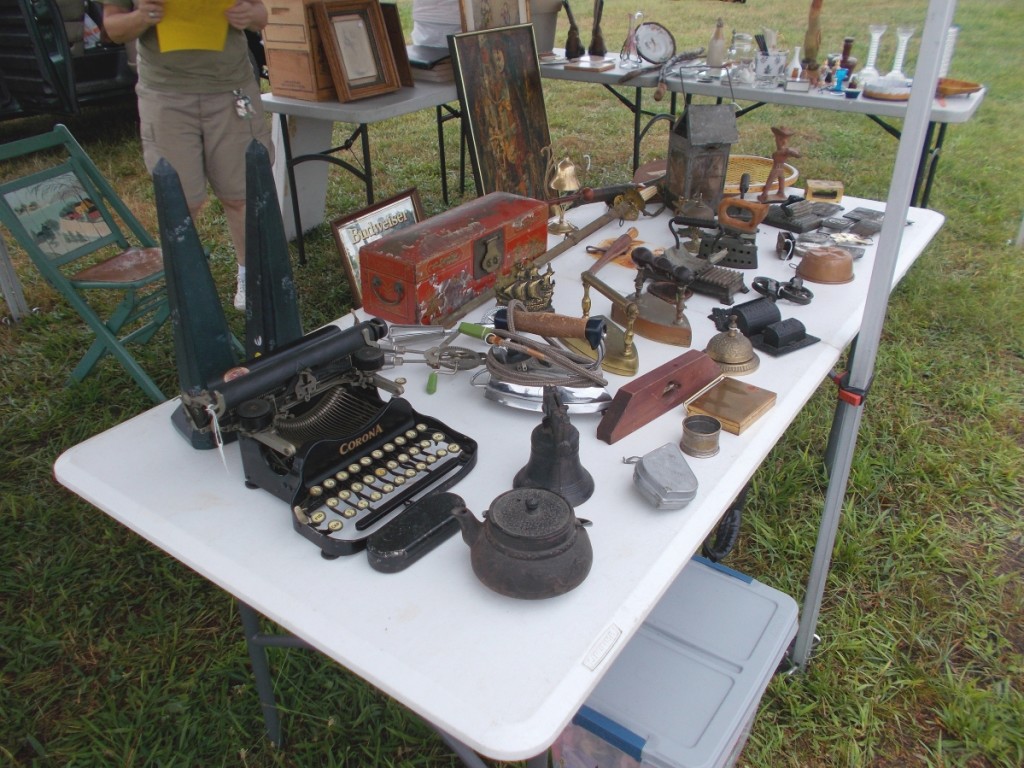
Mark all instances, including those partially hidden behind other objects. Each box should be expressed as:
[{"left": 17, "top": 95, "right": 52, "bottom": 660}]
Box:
[
  {"left": 332, "top": 188, "right": 424, "bottom": 308},
  {"left": 458, "top": 0, "right": 530, "bottom": 33},
  {"left": 314, "top": 0, "right": 401, "bottom": 102},
  {"left": 450, "top": 24, "right": 551, "bottom": 200}
]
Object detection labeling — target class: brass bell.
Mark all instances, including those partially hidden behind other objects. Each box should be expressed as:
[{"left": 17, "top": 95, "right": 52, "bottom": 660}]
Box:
[
  {"left": 513, "top": 387, "right": 594, "bottom": 507},
  {"left": 704, "top": 315, "right": 759, "bottom": 375},
  {"left": 550, "top": 158, "right": 581, "bottom": 193},
  {"left": 546, "top": 155, "right": 582, "bottom": 235}
]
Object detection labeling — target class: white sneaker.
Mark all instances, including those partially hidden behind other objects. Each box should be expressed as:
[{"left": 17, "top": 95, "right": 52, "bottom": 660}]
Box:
[{"left": 233, "top": 273, "right": 245, "bottom": 311}]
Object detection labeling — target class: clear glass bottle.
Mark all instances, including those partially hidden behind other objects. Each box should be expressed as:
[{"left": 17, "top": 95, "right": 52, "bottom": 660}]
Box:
[
  {"left": 707, "top": 18, "right": 727, "bottom": 75},
  {"left": 787, "top": 45, "right": 803, "bottom": 80}
]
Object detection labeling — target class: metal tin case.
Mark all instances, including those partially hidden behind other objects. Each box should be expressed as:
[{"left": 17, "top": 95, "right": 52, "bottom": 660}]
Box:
[{"left": 631, "top": 442, "right": 699, "bottom": 510}]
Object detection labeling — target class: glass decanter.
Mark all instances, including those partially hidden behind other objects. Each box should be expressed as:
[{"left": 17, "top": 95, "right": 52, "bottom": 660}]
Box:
[
  {"left": 886, "top": 25, "right": 915, "bottom": 83},
  {"left": 859, "top": 24, "right": 886, "bottom": 81},
  {"left": 619, "top": 12, "right": 644, "bottom": 69}
]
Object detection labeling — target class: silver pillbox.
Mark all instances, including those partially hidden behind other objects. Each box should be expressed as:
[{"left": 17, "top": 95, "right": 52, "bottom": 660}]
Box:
[{"left": 631, "top": 442, "right": 699, "bottom": 510}]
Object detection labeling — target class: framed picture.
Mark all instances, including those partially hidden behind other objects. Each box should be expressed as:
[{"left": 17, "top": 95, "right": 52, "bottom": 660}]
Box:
[
  {"left": 332, "top": 188, "right": 424, "bottom": 307},
  {"left": 459, "top": 0, "right": 530, "bottom": 32},
  {"left": 314, "top": 0, "right": 401, "bottom": 102},
  {"left": 450, "top": 24, "right": 551, "bottom": 200}
]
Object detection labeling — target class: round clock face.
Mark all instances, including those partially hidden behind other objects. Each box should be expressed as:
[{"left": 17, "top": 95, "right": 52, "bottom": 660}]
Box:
[{"left": 635, "top": 22, "right": 676, "bottom": 64}]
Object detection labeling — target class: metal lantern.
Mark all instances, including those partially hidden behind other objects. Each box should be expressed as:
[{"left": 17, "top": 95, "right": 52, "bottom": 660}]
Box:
[{"left": 664, "top": 104, "right": 739, "bottom": 213}]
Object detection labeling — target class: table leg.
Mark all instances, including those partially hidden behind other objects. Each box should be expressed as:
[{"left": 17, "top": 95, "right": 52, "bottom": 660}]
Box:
[
  {"left": 237, "top": 600, "right": 314, "bottom": 746},
  {"left": 271, "top": 114, "right": 333, "bottom": 243}
]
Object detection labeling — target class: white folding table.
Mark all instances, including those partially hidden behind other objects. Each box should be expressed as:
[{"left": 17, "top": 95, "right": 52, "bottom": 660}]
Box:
[
  {"left": 55, "top": 195, "right": 943, "bottom": 763},
  {"left": 541, "top": 54, "right": 985, "bottom": 208}
]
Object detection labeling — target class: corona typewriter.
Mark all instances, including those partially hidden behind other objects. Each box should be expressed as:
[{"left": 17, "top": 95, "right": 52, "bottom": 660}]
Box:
[{"left": 176, "top": 319, "right": 478, "bottom": 559}]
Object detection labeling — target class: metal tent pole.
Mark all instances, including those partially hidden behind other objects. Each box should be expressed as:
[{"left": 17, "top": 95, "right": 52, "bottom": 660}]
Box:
[{"left": 791, "top": 0, "right": 958, "bottom": 669}]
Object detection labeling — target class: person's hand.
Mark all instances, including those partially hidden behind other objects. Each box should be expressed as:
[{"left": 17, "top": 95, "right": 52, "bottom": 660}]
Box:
[
  {"left": 225, "top": 0, "right": 268, "bottom": 31},
  {"left": 138, "top": 0, "right": 164, "bottom": 26}
]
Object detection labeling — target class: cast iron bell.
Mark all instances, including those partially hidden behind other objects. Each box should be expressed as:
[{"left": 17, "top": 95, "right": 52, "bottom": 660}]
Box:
[{"left": 514, "top": 386, "right": 594, "bottom": 506}]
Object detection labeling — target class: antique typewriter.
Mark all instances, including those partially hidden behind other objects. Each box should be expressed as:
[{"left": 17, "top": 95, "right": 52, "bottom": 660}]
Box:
[{"left": 177, "top": 319, "right": 478, "bottom": 558}]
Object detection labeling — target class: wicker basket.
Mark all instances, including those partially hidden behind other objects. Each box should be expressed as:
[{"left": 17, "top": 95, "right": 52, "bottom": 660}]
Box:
[{"left": 723, "top": 154, "right": 799, "bottom": 195}]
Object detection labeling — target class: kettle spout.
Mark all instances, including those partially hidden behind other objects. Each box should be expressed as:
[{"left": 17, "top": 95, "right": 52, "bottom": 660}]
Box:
[{"left": 451, "top": 505, "right": 480, "bottom": 546}]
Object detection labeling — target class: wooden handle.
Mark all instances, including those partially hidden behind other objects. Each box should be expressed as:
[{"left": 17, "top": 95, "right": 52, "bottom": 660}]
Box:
[
  {"left": 494, "top": 306, "right": 605, "bottom": 349},
  {"left": 586, "top": 227, "right": 638, "bottom": 275}
]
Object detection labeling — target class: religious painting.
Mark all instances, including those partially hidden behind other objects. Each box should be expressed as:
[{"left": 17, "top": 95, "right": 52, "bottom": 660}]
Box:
[
  {"left": 450, "top": 24, "right": 550, "bottom": 200},
  {"left": 459, "top": 0, "right": 530, "bottom": 32},
  {"left": 314, "top": 0, "right": 401, "bottom": 102}
]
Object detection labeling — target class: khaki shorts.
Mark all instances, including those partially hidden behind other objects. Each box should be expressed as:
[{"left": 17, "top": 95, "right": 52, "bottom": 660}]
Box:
[{"left": 136, "top": 80, "right": 273, "bottom": 207}]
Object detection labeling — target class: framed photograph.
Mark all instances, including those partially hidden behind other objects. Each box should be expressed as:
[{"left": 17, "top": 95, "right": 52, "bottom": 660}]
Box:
[
  {"left": 314, "top": 0, "right": 401, "bottom": 102},
  {"left": 332, "top": 188, "right": 424, "bottom": 307},
  {"left": 450, "top": 24, "right": 551, "bottom": 200},
  {"left": 459, "top": 0, "right": 530, "bottom": 32}
]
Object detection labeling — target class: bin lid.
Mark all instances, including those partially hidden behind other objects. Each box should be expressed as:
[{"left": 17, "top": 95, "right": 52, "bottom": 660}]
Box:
[{"left": 574, "top": 558, "right": 798, "bottom": 768}]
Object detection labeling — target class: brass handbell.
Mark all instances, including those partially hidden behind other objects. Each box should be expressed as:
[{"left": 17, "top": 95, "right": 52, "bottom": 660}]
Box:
[{"left": 547, "top": 157, "right": 581, "bottom": 235}]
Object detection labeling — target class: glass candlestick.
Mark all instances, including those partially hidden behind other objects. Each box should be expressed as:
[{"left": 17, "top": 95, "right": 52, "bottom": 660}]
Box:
[
  {"left": 619, "top": 11, "right": 644, "bottom": 69},
  {"left": 860, "top": 24, "right": 886, "bottom": 81},
  {"left": 939, "top": 25, "right": 959, "bottom": 78},
  {"left": 886, "top": 25, "right": 915, "bottom": 82}
]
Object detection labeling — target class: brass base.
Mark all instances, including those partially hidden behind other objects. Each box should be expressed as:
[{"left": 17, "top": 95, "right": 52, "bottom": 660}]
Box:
[
  {"left": 613, "top": 292, "right": 691, "bottom": 346},
  {"left": 560, "top": 316, "right": 639, "bottom": 377},
  {"left": 548, "top": 217, "right": 577, "bottom": 235}
]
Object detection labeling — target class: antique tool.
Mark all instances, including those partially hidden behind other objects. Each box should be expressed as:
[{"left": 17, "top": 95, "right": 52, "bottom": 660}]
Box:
[
  {"left": 709, "top": 297, "right": 781, "bottom": 335},
  {"left": 751, "top": 275, "right": 814, "bottom": 305},
  {"left": 462, "top": 319, "right": 611, "bottom": 414},
  {"left": 763, "top": 197, "right": 844, "bottom": 233},
  {"left": 575, "top": 274, "right": 640, "bottom": 376},
  {"left": 493, "top": 303, "right": 606, "bottom": 352},
  {"left": 514, "top": 386, "right": 595, "bottom": 507},
  {"left": 619, "top": 246, "right": 693, "bottom": 346},
  {"left": 453, "top": 487, "right": 593, "bottom": 599},
  {"left": 665, "top": 217, "right": 748, "bottom": 304},
  {"left": 749, "top": 317, "right": 820, "bottom": 357},
  {"left": 533, "top": 184, "right": 660, "bottom": 271},
  {"left": 596, "top": 350, "right": 721, "bottom": 444}
]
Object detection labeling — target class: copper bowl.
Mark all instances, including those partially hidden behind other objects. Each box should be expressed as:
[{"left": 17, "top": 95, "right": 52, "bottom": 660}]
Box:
[{"left": 796, "top": 246, "right": 854, "bottom": 284}]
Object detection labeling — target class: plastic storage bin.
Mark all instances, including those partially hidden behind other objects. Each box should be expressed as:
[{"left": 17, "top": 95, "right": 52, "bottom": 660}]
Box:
[{"left": 552, "top": 557, "right": 798, "bottom": 768}]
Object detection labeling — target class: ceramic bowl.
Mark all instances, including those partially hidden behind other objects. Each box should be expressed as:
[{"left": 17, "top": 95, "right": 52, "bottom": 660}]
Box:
[{"left": 843, "top": 88, "right": 862, "bottom": 99}]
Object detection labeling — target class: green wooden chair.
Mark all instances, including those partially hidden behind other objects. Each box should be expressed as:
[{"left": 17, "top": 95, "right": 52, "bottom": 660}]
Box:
[{"left": 0, "top": 124, "right": 169, "bottom": 402}]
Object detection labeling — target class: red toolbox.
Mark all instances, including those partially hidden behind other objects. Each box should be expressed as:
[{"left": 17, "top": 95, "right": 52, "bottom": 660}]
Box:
[{"left": 360, "top": 192, "right": 549, "bottom": 325}]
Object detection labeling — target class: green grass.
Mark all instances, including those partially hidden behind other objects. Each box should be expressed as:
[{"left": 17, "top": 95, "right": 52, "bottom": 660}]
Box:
[{"left": 2, "top": 0, "right": 1022, "bottom": 766}]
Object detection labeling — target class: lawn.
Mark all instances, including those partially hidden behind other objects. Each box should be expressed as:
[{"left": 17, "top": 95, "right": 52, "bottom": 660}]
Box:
[{"left": 1, "top": 1, "right": 1021, "bottom": 766}]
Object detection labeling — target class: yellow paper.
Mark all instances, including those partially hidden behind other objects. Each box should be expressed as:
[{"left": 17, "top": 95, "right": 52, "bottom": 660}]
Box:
[{"left": 157, "top": 0, "right": 235, "bottom": 53}]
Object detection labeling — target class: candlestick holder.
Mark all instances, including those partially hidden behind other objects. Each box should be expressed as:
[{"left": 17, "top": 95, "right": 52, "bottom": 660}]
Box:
[
  {"left": 886, "top": 25, "right": 915, "bottom": 83},
  {"left": 859, "top": 24, "right": 886, "bottom": 81}
]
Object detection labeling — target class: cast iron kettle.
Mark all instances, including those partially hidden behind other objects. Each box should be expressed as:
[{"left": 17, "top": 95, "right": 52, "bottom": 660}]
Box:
[{"left": 452, "top": 488, "right": 593, "bottom": 599}]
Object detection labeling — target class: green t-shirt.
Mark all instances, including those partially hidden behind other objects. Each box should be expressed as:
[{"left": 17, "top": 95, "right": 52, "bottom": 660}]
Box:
[{"left": 106, "top": 1, "right": 255, "bottom": 92}]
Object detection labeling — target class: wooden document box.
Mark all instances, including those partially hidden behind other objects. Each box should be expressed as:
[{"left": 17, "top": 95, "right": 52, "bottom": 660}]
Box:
[
  {"left": 264, "top": 0, "right": 334, "bottom": 101},
  {"left": 360, "top": 192, "right": 548, "bottom": 325}
]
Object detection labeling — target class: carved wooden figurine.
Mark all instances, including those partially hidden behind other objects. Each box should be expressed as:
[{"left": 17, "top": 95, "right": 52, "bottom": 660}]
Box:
[{"left": 759, "top": 126, "right": 801, "bottom": 203}]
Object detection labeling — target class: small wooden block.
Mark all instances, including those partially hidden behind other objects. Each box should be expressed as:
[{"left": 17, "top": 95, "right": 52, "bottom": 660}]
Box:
[{"left": 597, "top": 350, "right": 721, "bottom": 444}]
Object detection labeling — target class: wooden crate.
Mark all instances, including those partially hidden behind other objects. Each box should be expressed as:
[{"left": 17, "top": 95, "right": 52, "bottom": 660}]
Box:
[{"left": 264, "top": 0, "right": 335, "bottom": 101}]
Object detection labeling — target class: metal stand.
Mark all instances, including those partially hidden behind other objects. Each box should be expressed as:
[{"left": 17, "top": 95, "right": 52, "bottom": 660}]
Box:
[
  {"left": 791, "top": 0, "right": 956, "bottom": 669},
  {"left": 237, "top": 600, "right": 550, "bottom": 767}
]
